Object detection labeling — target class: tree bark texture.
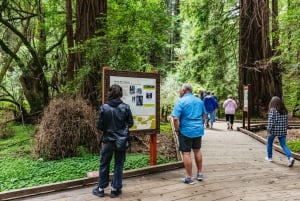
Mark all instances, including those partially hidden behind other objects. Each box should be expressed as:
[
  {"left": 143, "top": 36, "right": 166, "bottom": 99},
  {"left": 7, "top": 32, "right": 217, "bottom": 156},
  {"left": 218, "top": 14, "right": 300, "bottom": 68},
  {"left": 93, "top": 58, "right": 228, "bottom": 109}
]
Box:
[
  {"left": 74, "top": 0, "right": 107, "bottom": 107},
  {"left": 74, "top": 0, "right": 106, "bottom": 70},
  {"left": 66, "top": 0, "right": 75, "bottom": 81},
  {"left": 19, "top": 64, "right": 49, "bottom": 114},
  {"left": 239, "top": 0, "right": 282, "bottom": 117}
]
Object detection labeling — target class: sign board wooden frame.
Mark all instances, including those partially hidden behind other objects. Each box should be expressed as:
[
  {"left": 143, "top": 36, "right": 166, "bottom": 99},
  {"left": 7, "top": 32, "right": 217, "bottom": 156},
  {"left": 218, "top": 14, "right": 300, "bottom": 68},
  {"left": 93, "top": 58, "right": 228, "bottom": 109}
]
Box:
[
  {"left": 242, "top": 85, "right": 251, "bottom": 129},
  {"left": 102, "top": 67, "right": 160, "bottom": 165},
  {"left": 102, "top": 67, "right": 160, "bottom": 135}
]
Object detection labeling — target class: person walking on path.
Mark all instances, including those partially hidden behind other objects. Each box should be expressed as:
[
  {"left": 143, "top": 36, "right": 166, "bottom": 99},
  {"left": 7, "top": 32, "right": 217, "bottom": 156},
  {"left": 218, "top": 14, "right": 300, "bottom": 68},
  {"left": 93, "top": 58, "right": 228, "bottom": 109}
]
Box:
[
  {"left": 199, "top": 89, "right": 206, "bottom": 100},
  {"left": 203, "top": 91, "right": 218, "bottom": 128},
  {"left": 172, "top": 83, "right": 207, "bottom": 185},
  {"left": 93, "top": 84, "right": 134, "bottom": 198},
  {"left": 223, "top": 94, "right": 238, "bottom": 130},
  {"left": 211, "top": 92, "right": 219, "bottom": 121},
  {"left": 265, "top": 96, "right": 295, "bottom": 167}
]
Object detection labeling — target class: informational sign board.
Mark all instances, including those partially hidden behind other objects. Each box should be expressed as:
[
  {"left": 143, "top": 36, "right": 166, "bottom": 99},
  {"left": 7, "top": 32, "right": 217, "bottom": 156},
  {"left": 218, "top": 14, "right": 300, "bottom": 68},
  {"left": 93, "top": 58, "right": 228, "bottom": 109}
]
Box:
[
  {"left": 243, "top": 85, "right": 248, "bottom": 112},
  {"left": 242, "top": 85, "right": 251, "bottom": 129},
  {"left": 102, "top": 68, "right": 160, "bottom": 135}
]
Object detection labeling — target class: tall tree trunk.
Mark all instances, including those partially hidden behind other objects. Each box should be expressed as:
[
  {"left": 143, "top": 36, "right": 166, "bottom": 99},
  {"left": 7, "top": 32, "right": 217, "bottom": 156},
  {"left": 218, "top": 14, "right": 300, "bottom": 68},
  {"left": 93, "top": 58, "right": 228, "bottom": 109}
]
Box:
[
  {"left": 20, "top": 1, "right": 49, "bottom": 114},
  {"left": 239, "top": 0, "right": 282, "bottom": 117},
  {"left": 74, "top": 0, "right": 107, "bottom": 107},
  {"left": 19, "top": 62, "right": 49, "bottom": 114},
  {"left": 66, "top": 0, "right": 75, "bottom": 81}
]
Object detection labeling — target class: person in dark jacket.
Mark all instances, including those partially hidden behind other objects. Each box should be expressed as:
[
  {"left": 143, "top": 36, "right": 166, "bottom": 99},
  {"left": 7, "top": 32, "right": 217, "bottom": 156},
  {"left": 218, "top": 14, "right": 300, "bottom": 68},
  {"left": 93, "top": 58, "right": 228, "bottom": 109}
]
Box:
[
  {"left": 93, "top": 84, "right": 134, "bottom": 198},
  {"left": 203, "top": 91, "right": 218, "bottom": 128}
]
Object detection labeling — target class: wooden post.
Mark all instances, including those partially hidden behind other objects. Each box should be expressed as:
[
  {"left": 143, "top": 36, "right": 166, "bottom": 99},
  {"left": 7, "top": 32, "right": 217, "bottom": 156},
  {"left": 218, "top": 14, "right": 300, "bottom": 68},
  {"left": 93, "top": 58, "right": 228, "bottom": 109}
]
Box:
[
  {"left": 242, "top": 111, "right": 246, "bottom": 129},
  {"left": 150, "top": 134, "right": 157, "bottom": 166},
  {"left": 102, "top": 66, "right": 110, "bottom": 105},
  {"left": 247, "top": 84, "right": 251, "bottom": 129}
]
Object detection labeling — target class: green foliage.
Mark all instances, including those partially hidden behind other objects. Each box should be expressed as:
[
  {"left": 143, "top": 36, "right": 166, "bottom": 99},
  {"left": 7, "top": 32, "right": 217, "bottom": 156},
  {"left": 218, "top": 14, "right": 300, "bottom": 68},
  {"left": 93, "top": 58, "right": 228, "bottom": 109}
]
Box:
[
  {"left": 287, "top": 141, "right": 300, "bottom": 154},
  {"left": 276, "top": 1, "right": 300, "bottom": 115},
  {"left": 159, "top": 123, "right": 173, "bottom": 138},
  {"left": 83, "top": 0, "right": 172, "bottom": 73},
  {"left": 0, "top": 123, "right": 15, "bottom": 139},
  {"left": 160, "top": 75, "right": 181, "bottom": 106},
  {"left": 0, "top": 123, "right": 174, "bottom": 192},
  {"left": 0, "top": 123, "right": 36, "bottom": 156},
  {"left": 0, "top": 155, "right": 99, "bottom": 191},
  {"left": 174, "top": 0, "right": 239, "bottom": 100},
  {"left": 0, "top": 152, "right": 171, "bottom": 192}
]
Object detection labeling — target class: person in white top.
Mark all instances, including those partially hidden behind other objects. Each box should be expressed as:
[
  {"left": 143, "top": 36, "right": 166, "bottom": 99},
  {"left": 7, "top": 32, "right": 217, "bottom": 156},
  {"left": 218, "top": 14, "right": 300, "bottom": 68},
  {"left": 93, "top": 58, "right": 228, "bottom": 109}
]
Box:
[{"left": 223, "top": 95, "right": 238, "bottom": 130}]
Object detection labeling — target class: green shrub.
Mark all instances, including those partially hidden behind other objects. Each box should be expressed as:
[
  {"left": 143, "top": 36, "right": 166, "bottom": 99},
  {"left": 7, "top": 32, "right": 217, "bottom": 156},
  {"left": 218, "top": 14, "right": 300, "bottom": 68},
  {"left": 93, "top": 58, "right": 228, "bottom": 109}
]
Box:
[
  {"left": 0, "top": 123, "right": 15, "bottom": 139},
  {"left": 287, "top": 141, "right": 300, "bottom": 154}
]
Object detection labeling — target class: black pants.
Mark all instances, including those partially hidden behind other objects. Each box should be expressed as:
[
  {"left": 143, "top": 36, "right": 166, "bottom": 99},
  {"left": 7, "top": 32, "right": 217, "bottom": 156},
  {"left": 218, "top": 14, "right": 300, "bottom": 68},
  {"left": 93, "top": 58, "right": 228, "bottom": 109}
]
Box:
[
  {"left": 225, "top": 114, "right": 235, "bottom": 125},
  {"left": 98, "top": 141, "right": 126, "bottom": 190}
]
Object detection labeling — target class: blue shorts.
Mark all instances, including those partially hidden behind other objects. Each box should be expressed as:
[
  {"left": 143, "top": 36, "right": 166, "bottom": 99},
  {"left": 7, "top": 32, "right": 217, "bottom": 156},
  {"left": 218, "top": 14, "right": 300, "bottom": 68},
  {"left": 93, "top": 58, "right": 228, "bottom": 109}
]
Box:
[{"left": 178, "top": 133, "right": 202, "bottom": 152}]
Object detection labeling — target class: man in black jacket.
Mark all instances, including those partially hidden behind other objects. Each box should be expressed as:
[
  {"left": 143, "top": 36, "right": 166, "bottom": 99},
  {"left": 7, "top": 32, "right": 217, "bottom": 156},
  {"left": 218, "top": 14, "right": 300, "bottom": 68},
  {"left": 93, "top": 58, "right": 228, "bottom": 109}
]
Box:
[{"left": 93, "top": 84, "right": 134, "bottom": 198}]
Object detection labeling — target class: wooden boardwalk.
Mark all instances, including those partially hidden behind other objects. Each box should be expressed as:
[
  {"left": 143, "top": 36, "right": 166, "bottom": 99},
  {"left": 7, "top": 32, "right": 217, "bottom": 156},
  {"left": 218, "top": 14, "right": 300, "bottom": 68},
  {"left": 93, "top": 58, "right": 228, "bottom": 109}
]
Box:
[{"left": 5, "top": 122, "right": 300, "bottom": 201}]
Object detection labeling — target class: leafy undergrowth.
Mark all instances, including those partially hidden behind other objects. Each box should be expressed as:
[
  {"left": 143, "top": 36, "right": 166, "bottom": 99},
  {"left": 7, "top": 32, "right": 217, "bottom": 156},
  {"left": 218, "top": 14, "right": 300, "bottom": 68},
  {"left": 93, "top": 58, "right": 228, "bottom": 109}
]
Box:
[
  {"left": 287, "top": 141, "right": 300, "bottom": 153},
  {"left": 255, "top": 129, "right": 300, "bottom": 154},
  {"left": 0, "top": 123, "right": 174, "bottom": 192}
]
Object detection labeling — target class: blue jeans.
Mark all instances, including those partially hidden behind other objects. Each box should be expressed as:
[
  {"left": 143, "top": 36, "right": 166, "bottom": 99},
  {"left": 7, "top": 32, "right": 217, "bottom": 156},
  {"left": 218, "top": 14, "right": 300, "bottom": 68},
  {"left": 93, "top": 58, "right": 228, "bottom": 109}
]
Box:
[
  {"left": 206, "top": 111, "right": 216, "bottom": 126},
  {"left": 98, "top": 141, "right": 126, "bottom": 190},
  {"left": 267, "top": 135, "right": 292, "bottom": 159}
]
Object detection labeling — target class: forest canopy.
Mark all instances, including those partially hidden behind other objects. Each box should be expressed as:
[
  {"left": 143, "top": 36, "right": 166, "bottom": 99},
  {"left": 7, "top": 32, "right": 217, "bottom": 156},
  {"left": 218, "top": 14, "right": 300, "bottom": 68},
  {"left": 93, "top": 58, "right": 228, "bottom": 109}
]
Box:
[{"left": 0, "top": 0, "right": 299, "bottom": 122}]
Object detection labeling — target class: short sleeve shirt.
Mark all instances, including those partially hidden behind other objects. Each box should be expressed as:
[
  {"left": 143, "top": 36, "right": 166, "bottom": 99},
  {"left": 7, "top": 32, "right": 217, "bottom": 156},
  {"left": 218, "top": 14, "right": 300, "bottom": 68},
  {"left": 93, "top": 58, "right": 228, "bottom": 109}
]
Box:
[{"left": 171, "top": 93, "right": 206, "bottom": 138}]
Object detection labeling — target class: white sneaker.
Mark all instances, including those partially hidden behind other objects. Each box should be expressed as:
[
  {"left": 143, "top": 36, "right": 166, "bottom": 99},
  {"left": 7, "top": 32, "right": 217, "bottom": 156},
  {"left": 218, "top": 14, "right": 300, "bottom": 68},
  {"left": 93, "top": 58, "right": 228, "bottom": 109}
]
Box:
[
  {"left": 197, "top": 173, "right": 203, "bottom": 181},
  {"left": 288, "top": 157, "right": 295, "bottom": 167},
  {"left": 265, "top": 157, "right": 273, "bottom": 162}
]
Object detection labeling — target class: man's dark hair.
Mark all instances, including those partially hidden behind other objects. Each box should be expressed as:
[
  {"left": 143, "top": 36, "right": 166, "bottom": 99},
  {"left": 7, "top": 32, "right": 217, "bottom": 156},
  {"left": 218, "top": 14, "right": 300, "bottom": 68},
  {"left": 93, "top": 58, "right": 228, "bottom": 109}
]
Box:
[{"left": 108, "top": 84, "right": 123, "bottom": 99}]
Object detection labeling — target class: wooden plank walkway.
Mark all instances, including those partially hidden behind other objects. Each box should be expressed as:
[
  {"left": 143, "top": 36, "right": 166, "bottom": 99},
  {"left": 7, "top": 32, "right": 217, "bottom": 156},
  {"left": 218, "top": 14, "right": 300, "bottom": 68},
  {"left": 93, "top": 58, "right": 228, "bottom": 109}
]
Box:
[{"left": 6, "top": 122, "right": 300, "bottom": 201}]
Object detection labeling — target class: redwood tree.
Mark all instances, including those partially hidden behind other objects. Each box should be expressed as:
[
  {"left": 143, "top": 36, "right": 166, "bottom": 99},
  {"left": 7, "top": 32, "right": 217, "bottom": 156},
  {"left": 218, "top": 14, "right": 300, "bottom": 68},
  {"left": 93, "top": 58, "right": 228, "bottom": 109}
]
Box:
[
  {"left": 73, "top": 0, "right": 107, "bottom": 107},
  {"left": 239, "top": 0, "right": 282, "bottom": 117}
]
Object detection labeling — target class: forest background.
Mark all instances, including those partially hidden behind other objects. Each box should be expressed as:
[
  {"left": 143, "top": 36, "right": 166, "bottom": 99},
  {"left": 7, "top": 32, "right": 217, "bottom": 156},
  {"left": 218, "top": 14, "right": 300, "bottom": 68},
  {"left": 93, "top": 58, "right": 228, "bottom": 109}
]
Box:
[{"left": 0, "top": 0, "right": 300, "bottom": 192}]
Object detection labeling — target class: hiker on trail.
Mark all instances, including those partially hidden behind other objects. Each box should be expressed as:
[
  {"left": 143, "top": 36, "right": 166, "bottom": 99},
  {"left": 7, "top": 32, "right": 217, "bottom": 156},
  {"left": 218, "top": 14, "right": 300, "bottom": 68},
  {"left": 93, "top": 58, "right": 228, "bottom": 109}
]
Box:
[
  {"left": 172, "top": 83, "right": 207, "bottom": 185},
  {"left": 199, "top": 89, "right": 206, "bottom": 100},
  {"left": 211, "top": 92, "right": 219, "bottom": 121},
  {"left": 265, "top": 96, "right": 295, "bottom": 167},
  {"left": 223, "top": 94, "right": 238, "bottom": 130},
  {"left": 203, "top": 91, "right": 218, "bottom": 128},
  {"left": 93, "top": 84, "right": 134, "bottom": 198}
]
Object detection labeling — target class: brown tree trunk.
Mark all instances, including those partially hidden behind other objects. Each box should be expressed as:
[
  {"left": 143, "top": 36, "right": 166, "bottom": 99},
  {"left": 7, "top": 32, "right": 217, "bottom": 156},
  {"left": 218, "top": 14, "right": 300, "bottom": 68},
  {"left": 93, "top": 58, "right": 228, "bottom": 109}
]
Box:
[
  {"left": 19, "top": 61, "right": 49, "bottom": 114},
  {"left": 20, "top": 1, "right": 49, "bottom": 115},
  {"left": 239, "top": 0, "right": 282, "bottom": 117},
  {"left": 66, "top": 0, "right": 75, "bottom": 81},
  {"left": 74, "top": 0, "right": 107, "bottom": 107}
]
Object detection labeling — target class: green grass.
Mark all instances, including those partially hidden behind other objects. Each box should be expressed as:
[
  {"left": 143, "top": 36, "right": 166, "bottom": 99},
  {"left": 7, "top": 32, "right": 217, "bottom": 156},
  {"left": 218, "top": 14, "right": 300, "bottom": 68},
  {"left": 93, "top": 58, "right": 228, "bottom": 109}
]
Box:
[
  {"left": 287, "top": 141, "right": 300, "bottom": 154},
  {"left": 0, "top": 123, "right": 173, "bottom": 192}
]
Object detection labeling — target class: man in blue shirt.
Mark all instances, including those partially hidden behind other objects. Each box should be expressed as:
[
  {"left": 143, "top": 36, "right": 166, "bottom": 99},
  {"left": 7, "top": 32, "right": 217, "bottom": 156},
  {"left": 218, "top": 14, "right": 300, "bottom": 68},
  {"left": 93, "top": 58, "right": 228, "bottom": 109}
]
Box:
[{"left": 172, "top": 83, "right": 207, "bottom": 184}]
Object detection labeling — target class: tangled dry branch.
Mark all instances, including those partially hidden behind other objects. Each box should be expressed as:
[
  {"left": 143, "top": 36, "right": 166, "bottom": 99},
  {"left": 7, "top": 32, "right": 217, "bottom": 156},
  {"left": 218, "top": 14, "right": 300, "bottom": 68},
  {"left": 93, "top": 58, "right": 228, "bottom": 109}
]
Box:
[{"left": 34, "top": 97, "right": 100, "bottom": 160}]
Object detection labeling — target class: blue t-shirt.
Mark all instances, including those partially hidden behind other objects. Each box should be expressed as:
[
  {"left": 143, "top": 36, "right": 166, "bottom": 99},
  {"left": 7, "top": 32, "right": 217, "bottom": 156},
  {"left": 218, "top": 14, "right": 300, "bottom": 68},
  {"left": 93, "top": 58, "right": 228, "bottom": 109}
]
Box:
[{"left": 171, "top": 93, "right": 206, "bottom": 138}]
